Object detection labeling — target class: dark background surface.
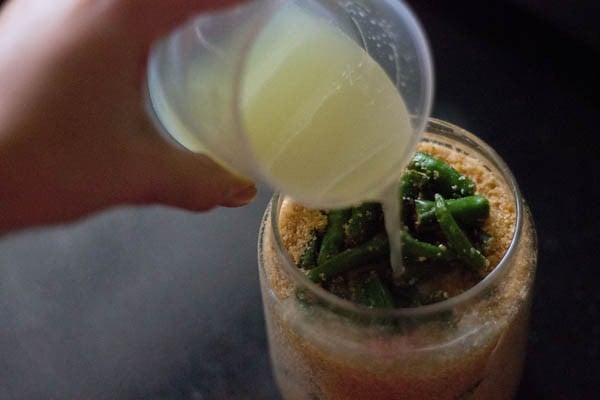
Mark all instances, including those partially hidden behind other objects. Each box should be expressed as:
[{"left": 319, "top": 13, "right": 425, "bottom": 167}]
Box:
[{"left": 0, "top": 0, "right": 598, "bottom": 399}]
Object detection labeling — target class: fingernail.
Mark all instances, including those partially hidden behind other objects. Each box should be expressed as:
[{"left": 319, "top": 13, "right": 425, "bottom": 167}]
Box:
[{"left": 226, "top": 184, "right": 257, "bottom": 207}]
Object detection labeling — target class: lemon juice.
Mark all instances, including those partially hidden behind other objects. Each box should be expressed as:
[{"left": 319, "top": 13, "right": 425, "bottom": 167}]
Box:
[
  {"left": 240, "top": 3, "right": 413, "bottom": 276},
  {"left": 241, "top": 3, "right": 413, "bottom": 207}
]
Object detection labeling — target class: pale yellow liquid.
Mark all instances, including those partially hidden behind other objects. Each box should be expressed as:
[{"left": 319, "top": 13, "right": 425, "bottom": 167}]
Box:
[
  {"left": 241, "top": 3, "right": 412, "bottom": 273},
  {"left": 241, "top": 3, "right": 413, "bottom": 208}
]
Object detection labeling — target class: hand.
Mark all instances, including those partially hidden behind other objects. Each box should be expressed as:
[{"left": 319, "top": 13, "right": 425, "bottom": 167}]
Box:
[{"left": 0, "top": 0, "right": 254, "bottom": 233}]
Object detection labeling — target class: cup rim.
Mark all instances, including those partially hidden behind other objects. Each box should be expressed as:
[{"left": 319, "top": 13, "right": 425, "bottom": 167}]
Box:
[{"left": 261, "top": 118, "right": 524, "bottom": 318}]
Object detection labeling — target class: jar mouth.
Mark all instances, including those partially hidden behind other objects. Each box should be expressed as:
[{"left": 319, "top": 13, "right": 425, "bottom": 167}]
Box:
[{"left": 264, "top": 118, "right": 524, "bottom": 318}]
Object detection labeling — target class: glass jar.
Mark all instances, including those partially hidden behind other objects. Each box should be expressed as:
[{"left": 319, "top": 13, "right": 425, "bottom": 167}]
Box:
[{"left": 257, "top": 118, "right": 537, "bottom": 400}]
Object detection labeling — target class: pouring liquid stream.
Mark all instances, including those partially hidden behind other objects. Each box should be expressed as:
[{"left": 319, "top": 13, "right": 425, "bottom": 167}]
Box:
[
  {"left": 153, "top": 3, "right": 414, "bottom": 277},
  {"left": 380, "top": 186, "right": 405, "bottom": 282},
  {"left": 240, "top": 3, "right": 413, "bottom": 276}
]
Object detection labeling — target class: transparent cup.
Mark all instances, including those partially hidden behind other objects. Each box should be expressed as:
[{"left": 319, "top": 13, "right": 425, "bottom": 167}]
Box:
[
  {"left": 146, "top": 0, "right": 433, "bottom": 208},
  {"left": 257, "top": 119, "right": 538, "bottom": 399}
]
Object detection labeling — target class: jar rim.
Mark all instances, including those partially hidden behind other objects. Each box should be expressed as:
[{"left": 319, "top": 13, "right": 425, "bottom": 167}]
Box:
[{"left": 263, "top": 118, "right": 524, "bottom": 318}]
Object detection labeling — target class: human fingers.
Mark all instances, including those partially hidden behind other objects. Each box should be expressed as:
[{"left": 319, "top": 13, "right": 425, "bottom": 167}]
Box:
[{"left": 137, "top": 138, "right": 257, "bottom": 211}]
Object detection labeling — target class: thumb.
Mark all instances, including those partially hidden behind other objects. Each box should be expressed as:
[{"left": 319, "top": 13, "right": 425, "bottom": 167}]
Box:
[{"left": 141, "top": 141, "right": 257, "bottom": 211}]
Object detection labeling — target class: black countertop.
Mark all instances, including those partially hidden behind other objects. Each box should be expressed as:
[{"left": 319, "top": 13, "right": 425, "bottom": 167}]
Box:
[
  {"left": 417, "top": 2, "right": 600, "bottom": 399},
  {"left": 1, "top": 0, "right": 598, "bottom": 399},
  {"left": 411, "top": 2, "right": 600, "bottom": 398}
]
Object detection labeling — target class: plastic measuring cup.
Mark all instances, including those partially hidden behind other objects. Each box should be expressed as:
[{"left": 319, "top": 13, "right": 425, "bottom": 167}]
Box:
[{"left": 146, "top": 0, "right": 433, "bottom": 208}]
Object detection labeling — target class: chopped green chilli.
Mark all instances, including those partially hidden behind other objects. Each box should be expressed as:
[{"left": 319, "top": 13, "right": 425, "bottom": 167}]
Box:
[
  {"left": 299, "top": 230, "right": 321, "bottom": 269},
  {"left": 356, "top": 275, "right": 395, "bottom": 309},
  {"left": 317, "top": 209, "right": 351, "bottom": 264},
  {"left": 346, "top": 203, "right": 382, "bottom": 246},
  {"left": 399, "top": 169, "right": 429, "bottom": 202},
  {"left": 415, "top": 195, "right": 490, "bottom": 227},
  {"left": 297, "top": 150, "right": 493, "bottom": 308},
  {"left": 401, "top": 231, "right": 454, "bottom": 262},
  {"left": 307, "top": 234, "right": 389, "bottom": 282},
  {"left": 434, "top": 194, "right": 488, "bottom": 274},
  {"left": 409, "top": 152, "right": 476, "bottom": 198}
]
